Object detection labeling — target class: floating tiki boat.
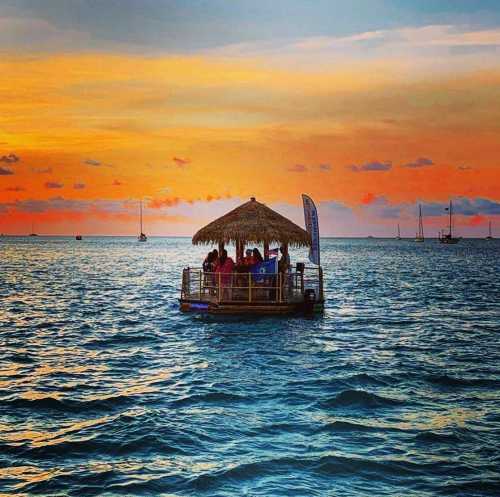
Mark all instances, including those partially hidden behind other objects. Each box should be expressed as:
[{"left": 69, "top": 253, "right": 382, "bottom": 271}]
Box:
[
  {"left": 439, "top": 200, "right": 460, "bottom": 244},
  {"left": 415, "top": 204, "right": 424, "bottom": 242},
  {"left": 180, "top": 196, "right": 324, "bottom": 315}
]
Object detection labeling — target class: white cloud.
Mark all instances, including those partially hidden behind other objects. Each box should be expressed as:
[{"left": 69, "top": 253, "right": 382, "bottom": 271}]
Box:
[{"left": 207, "top": 24, "right": 500, "bottom": 73}]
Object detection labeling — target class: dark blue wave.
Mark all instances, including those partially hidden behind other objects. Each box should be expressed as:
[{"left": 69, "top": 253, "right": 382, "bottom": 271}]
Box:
[
  {"left": 172, "top": 391, "right": 249, "bottom": 407},
  {"left": 414, "top": 431, "right": 464, "bottom": 444},
  {"left": 426, "top": 374, "right": 500, "bottom": 388},
  {"left": 0, "top": 393, "right": 135, "bottom": 412},
  {"left": 320, "top": 389, "right": 403, "bottom": 408},
  {"left": 317, "top": 420, "right": 407, "bottom": 433}
]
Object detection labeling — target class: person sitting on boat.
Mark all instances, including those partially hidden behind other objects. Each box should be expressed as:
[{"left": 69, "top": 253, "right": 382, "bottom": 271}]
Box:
[
  {"left": 203, "top": 250, "right": 212, "bottom": 272},
  {"left": 216, "top": 249, "right": 234, "bottom": 274},
  {"left": 215, "top": 249, "right": 234, "bottom": 299},
  {"left": 203, "top": 249, "right": 218, "bottom": 294},
  {"left": 232, "top": 248, "right": 253, "bottom": 298},
  {"left": 243, "top": 248, "right": 255, "bottom": 266},
  {"left": 249, "top": 248, "right": 268, "bottom": 299},
  {"left": 205, "top": 249, "right": 219, "bottom": 271},
  {"left": 251, "top": 248, "right": 263, "bottom": 266}
]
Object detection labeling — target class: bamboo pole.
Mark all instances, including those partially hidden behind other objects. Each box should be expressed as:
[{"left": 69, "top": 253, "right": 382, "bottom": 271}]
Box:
[
  {"left": 264, "top": 242, "right": 269, "bottom": 260},
  {"left": 236, "top": 239, "right": 244, "bottom": 263}
]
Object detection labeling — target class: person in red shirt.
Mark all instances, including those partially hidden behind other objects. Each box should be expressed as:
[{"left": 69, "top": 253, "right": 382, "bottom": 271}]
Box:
[
  {"left": 242, "top": 248, "right": 255, "bottom": 266},
  {"left": 215, "top": 249, "right": 234, "bottom": 300}
]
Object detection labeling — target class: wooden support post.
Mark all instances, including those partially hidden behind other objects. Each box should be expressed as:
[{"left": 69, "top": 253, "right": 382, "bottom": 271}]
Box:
[
  {"left": 218, "top": 272, "right": 221, "bottom": 303},
  {"left": 278, "top": 272, "right": 282, "bottom": 303},
  {"left": 236, "top": 239, "right": 244, "bottom": 264},
  {"left": 218, "top": 241, "right": 225, "bottom": 253},
  {"left": 199, "top": 269, "right": 202, "bottom": 298},
  {"left": 248, "top": 272, "right": 252, "bottom": 302},
  {"left": 264, "top": 241, "right": 269, "bottom": 260}
]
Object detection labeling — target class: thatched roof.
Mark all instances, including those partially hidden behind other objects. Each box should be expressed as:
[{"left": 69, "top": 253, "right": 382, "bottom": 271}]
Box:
[{"left": 192, "top": 197, "right": 311, "bottom": 247}]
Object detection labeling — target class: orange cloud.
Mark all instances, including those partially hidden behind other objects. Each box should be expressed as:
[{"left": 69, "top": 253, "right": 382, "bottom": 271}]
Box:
[
  {"left": 361, "top": 193, "right": 376, "bottom": 205},
  {"left": 148, "top": 197, "right": 181, "bottom": 209},
  {"left": 173, "top": 157, "right": 190, "bottom": 167},
  {"left": 466, "top": 214, "right": 486, "bottom": 226}
]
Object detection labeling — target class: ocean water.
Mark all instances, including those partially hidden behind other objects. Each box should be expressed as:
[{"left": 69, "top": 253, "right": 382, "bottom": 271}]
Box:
[{"left": 1, "top": 236, "right": 499, "bottom": 497}]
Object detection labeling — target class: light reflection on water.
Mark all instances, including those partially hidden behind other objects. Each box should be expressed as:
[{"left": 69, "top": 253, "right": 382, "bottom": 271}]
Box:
[{"left": 0, "top": 236, "right": 499, "bottom": 496}]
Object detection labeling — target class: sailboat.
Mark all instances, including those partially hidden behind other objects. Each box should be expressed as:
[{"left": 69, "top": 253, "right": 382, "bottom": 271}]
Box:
[
  {"left": 486, "top": 221, "right": 493, "bottom": 240},
  {"left": 138, "top": 200, "right": 147, "bottom": 242},
  {"left": 396, "top": 223, "right": 401, "bottom": 240},
  {"left": 415, "top": 205, "right": 424, "bottom": 242},
  {"left": 439, "top": 200, "right": 460, "bottom": 244},
  {"left": 29, "top": 221, "right": 38, "bottom": 237}
]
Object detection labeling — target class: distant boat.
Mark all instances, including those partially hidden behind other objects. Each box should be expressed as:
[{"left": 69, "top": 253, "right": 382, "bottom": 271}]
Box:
[
  {"left": 486, "top": 220, "right": 493, "bottom": 240},
  {"left": 29, "top": 221, "right": 38, "bottom": 237},
  {"left": 415, "top": 205, "right": 424, "bottom": 242},
  {"left": 76, "top": 235, "right": 82, "bottom": 240},
  {"left": 138, "top": 199, "right": 147, "bottom": 242},
  {"left": 439, "top": 200, "right": 460, "bottom": 244},
  {"left": 396, "top": 223, "right": 401, "bottom": 240},
  {"left": 367, "top": 235, "right": 374, "bottom": 239}
]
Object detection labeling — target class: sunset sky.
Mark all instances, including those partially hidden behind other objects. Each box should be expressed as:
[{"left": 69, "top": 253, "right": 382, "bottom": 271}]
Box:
[{"left": 1, "top": 0, "right": 499, "bottom": 236}]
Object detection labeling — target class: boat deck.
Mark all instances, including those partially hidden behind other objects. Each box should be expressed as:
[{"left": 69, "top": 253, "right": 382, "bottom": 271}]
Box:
[{"left": 180, "top": 266, "right": 324, "bottom": 314}]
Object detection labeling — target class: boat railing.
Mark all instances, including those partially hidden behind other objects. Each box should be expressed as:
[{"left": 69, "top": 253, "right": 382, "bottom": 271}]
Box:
[{"left": 181, "top": 265, "right": 323, "bottom": 304}]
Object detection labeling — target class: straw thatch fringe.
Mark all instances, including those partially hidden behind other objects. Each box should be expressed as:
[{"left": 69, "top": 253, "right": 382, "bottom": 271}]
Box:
[{"left": 192, "top": 198, "right": 311, "bottom": 247}]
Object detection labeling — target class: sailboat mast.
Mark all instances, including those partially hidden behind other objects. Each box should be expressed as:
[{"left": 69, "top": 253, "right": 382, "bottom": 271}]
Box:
[
  {"left": 140, "top": 200, "right": 143, "bottom": 233},
  {"left": 419, "top": 205, "right": 424, "bottom": 239},
  {"left": 397, "top": 223, "right": 400, "bottom": 237},
  {"left": 489, "top": 221, "right": 492, "bottom": 237},
  {"left": 449, "top": 201, "right": 452, "bottom": 237}
]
